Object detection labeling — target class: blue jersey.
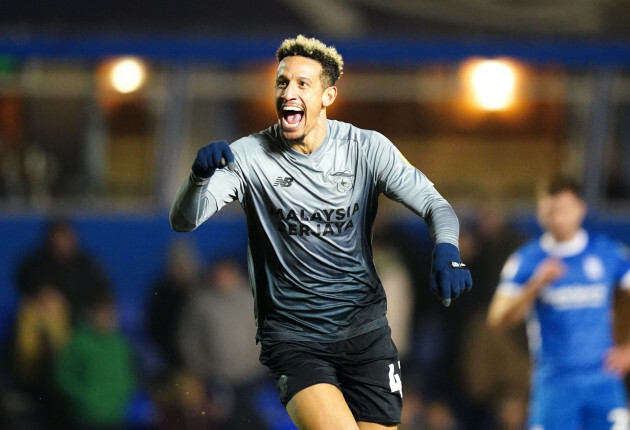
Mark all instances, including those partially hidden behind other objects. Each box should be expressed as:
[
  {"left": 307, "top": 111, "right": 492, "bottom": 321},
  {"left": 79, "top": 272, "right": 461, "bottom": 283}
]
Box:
[{"left": 497, "top": 229, "right": 630, "bottom": 371}]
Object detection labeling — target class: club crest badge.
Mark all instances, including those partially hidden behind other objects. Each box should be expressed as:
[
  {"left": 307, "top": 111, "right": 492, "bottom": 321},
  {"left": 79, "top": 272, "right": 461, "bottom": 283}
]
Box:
[
  {"left": 583, "top": 255, "right": 604, "bottom": 281},
  {"left": 331, "top": 171, "right": 355, "bottom": 192}
]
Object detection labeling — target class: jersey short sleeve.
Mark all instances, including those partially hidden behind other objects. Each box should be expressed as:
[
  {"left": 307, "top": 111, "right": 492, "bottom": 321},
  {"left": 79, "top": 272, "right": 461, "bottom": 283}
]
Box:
[{"left": 496, "top": 241, "right": 541, "bottom": 296}]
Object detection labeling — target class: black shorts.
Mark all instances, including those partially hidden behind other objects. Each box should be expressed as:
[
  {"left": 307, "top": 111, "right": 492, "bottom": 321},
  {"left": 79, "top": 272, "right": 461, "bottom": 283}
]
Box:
[{"left": 259, "top": 325, "right": 403, "bottom": 424}]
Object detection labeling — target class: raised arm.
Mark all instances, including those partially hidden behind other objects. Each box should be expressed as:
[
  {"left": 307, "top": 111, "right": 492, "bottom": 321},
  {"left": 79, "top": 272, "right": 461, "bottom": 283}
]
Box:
[
  {"left": 169, "top": 174, "right": 215, "bottom": 232},
  {"left": 169, "top": 140, "right": 238, "bottom": 232},
  {"left": 487, "top": 258, "right": 564, "bottom": 329}
]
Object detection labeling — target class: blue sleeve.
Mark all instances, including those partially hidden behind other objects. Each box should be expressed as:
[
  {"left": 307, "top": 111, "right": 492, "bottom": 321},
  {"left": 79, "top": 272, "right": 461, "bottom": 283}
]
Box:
[{"left": 497, "top": 244, "right": 540, "bottom": 295}]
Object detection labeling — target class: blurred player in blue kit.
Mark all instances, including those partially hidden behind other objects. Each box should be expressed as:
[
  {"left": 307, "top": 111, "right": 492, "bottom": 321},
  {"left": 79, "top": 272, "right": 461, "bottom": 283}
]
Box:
[
  {"left": 488, "top": 175, "right": 630, "bottom": 430},
  {"left": 170, "top": 35, "right": 472, "bottom": 429}
]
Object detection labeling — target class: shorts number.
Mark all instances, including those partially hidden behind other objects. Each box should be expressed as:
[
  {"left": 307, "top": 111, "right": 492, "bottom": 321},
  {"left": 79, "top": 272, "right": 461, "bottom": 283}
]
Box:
[
  {"left": 388, "top": 362, "right": 402, "bottom": 398},
  {"left": 608, "top": 408, "right": 629, "bottom": 430}
]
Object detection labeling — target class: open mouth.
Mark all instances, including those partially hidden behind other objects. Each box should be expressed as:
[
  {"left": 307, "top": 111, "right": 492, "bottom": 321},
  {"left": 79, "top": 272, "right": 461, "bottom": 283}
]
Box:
[{"left": 281, "top": 106, "right": 304, "bottom": 128}]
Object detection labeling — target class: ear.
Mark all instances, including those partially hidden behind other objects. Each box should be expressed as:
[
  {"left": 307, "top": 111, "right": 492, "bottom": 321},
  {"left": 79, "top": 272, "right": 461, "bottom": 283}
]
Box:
[
  {"left": 322, "top": 86, "right": 337, "bottom": 107},
  {"left": 579, "top": 200, "right": 588, "bottom": 221}
]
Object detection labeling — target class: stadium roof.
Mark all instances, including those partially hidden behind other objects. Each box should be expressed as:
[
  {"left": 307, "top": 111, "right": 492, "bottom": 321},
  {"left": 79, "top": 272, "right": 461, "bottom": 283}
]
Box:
[
  {"left": 1, "top": 0, "right": 630, "bottom": 67},
  {"left": 2, "top": 0, "right": 630, "bottom": 40}
]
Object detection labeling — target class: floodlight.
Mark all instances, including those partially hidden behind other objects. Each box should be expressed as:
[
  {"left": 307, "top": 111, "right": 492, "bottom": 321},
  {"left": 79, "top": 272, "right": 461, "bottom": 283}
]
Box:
[
  {"left": 109, "top": 57, "right": 147, "bottom": 94},
  {"left": 469, "top": 59, "right": 517, "bottom": 111}
]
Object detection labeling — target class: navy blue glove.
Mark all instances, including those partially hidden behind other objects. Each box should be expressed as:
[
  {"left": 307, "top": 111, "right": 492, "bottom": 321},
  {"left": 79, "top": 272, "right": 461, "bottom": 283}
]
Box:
[
  {"left": 192, "top": 140, "right": 236, "bottom": 178},
  {"left": 430, "top": 242, "right": 472, "bottom": 307}
]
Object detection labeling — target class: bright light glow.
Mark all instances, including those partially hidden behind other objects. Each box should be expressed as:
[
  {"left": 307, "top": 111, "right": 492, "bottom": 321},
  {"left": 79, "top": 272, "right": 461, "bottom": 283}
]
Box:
[
  {"left": 469, "top": 60, "right": 517, "bottom": 111},
  {"left": 109, "top": 57, "right": 146, "bottom": 94}
]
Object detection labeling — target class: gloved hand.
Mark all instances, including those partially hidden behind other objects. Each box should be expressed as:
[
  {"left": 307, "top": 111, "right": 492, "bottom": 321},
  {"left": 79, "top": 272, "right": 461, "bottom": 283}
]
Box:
[
  {"left": 192, "top": 140, "right": 236, "bottom": 178},
  {"left": 430, "top": 242, "right": 472, "bottom": 307}
]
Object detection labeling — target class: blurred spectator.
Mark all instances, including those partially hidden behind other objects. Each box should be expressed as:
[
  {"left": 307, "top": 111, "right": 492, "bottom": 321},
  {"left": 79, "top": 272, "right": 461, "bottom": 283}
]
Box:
[
  {"left": 177, "top": 258, "right": 267, "bottom": 430},
  {"left": 459, "top": 313, "right": 530, "bottom": 429},
  {"left": 2, "top": 280, "right": 72, "bottom": 429},
  {"left": 55, "top": 288, "right": 137, "bottom": 430},
  {"left": 468, "top": 204, "right": 525, "bottom": 312},
  {"left": 15, "top": 219, "right": 111, "bottom": 322},
  {"left": 373, "top": 220, "right": 461, "bottom": 403},
  {"left": 456, "top": 207, "right": 528, "bottom": 428},
  {"left": 493, "top": 394, "right": 528, "bottom": 430},
  {"left": 373, "top": 240, "right": 414, "bottom": 362},
  {"left": 147, "top": 238, "right": 201, "bottom": 371},
  {"left": 152, "top": 370, "right": 216, "bottom": 430},
  {"left": 399, "top": 389, "right": 461, "bottom": 430},
  {"left": 12, "top": 282, "right": 70, "bottom": 393},
  {"left": 423, "top": 399, "right": 461, "bottom": 430},
  {"left": 399, "top": 388, "right": 427, "bottom": 430}
]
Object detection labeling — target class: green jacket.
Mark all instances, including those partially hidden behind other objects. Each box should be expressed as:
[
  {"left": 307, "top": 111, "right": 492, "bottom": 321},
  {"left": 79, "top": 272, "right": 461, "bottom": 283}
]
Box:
[{"left": 55, "top": 324, "right": 136, "bottom": 426}]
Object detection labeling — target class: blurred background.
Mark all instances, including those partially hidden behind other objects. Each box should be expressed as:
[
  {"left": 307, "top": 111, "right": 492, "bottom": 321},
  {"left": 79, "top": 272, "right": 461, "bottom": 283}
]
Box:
[{"left": 1, "top": 1, "right": 630, "bottom": 429}]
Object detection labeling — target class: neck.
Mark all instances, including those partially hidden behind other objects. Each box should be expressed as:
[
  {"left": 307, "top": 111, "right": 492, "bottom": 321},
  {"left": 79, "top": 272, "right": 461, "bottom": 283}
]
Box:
[
  {"left": 551, "top": 228, "right": 580, "bottom": 243},
  {"left": 291, "top": 140, "right": 320, "bottom": 155},
  {"left": 289, "top": 117, "right": 328, "bottom": 155}
]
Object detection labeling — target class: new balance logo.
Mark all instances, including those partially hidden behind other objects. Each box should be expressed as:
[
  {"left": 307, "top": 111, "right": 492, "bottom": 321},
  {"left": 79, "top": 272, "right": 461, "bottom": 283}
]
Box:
[{"left": 273, "top": 177, "right": 294, "bottom": 187}]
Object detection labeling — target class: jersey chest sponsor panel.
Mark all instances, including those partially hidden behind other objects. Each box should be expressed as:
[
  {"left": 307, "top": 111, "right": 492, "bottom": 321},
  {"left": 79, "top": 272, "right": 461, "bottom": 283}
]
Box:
[{"left": 245, "top": 128, "right": 372, "bottom": 262}]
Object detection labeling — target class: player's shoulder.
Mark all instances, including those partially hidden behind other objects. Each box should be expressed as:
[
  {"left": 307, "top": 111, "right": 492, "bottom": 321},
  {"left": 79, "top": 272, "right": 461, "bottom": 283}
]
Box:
[
  {"left": 515, "top": 237, "right": 546, "bottom": 260},
  {"left": 229, "top": 132, "right": 265, "bottom": 152},
  {"left": 519, "top": 236, "right": 543, "bottom": 253},
  {"left": 500, "top": 238, "right": 544, "bottom": 280},
  {"left": 327, "top": 119, "right": 386, "bottom": 143},
  {"left": 587, "top": 231, "right": 628, "bottom": 254},
  {"left": 588, "top": 231, "right": 616, "bottom": 246},
  {"left": 230, "top": 125, "right": 280, "bottom": 155}
]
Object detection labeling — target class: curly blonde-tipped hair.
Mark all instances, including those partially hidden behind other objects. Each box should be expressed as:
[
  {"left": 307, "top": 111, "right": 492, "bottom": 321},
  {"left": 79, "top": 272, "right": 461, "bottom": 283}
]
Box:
[{"left": 276, "top": 35, "right": 344, "bottom": 88}]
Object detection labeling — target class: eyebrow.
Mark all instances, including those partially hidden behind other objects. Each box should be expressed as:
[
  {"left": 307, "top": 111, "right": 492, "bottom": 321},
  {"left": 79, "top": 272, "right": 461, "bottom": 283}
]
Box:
[
  {"left": 297, "top": 76, "right": 313, "bottom": 85},
  {"left": 276, "top": 68, "right": 315, "bottom": 81}
]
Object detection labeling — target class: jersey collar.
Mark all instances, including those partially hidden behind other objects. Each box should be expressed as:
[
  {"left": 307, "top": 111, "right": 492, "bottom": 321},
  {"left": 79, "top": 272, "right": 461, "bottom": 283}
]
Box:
[
  {"left": 540, "top": 229, "right": 588, "bottom": 257},
  {"left": 276, "top": 120, "right": 331, "bottom": 161}
]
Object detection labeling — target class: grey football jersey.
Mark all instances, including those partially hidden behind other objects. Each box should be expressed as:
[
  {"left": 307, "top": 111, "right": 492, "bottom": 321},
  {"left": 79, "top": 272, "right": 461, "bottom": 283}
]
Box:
[{"left": 171, "top": 119, "right": 460, "bottom": 343}]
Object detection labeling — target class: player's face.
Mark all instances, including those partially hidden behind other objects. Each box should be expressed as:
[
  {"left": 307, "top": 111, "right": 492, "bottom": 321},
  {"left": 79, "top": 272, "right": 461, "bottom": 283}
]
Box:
[
  {"left": 275, "top": 56, "right": 335, "bottom": 144},
  {"left": 537, "top": 190, "right": 586, "bottom": 241}
]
